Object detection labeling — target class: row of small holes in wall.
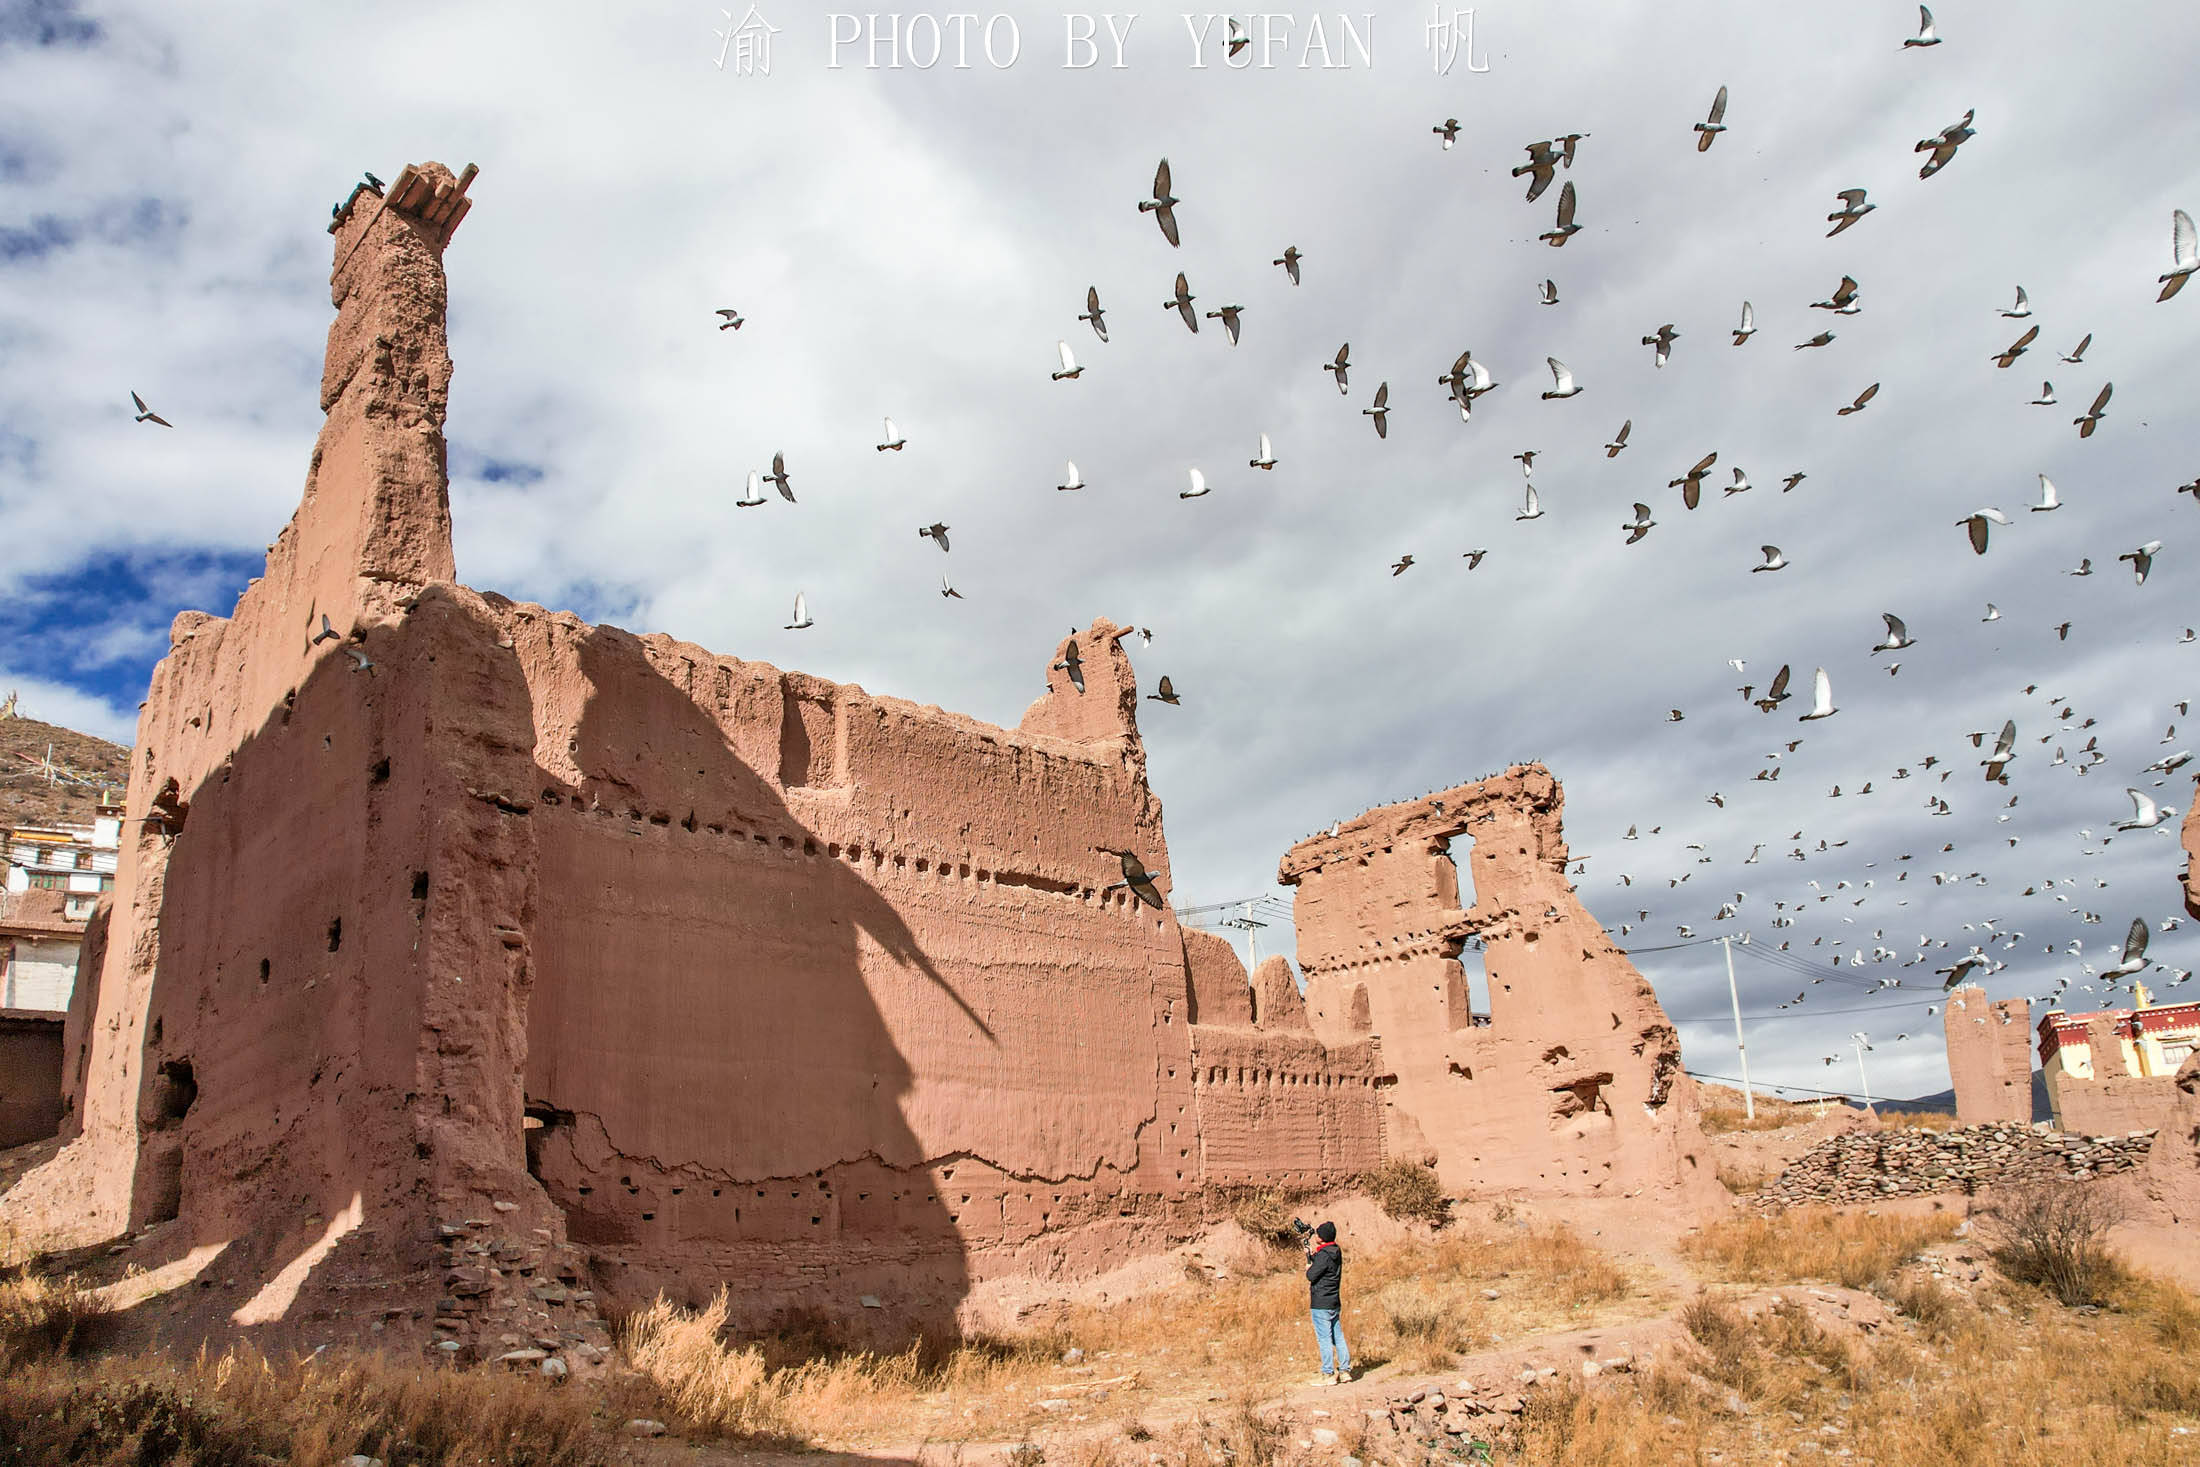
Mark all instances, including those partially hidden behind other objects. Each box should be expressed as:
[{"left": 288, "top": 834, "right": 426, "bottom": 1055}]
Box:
[
  {"left": 1194, "top": 1068, "right": 1373, "bottom": 1088},
  {"left": 535, "top": 796, "right": 1150, "bottom": 914}
]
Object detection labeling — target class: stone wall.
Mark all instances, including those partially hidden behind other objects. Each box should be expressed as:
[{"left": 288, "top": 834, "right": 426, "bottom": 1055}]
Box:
[
  {"left": 1755, "top": 1121, "right": 2154, "bottom": 1207},
  {"left": 1942, "top": 985, "right": 2032, "bottom": 1125}
]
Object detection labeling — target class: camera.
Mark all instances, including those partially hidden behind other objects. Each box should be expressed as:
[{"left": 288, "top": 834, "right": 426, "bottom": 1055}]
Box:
[{"left": 1290, "top": 1216, "right": 1313, "bottom": 1239}]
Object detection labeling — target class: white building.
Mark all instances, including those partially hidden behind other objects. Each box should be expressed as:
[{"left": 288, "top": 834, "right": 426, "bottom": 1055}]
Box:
[{"left": 0, "top": 803, "right": 119, "bottom": 1011}]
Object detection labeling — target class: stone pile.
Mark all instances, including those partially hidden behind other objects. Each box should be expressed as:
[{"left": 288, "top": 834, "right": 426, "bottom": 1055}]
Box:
[
  {"left": 1756, "top": 1121, "right": 2155, "bottom": 1206},
  {"left": 432, "top": 1214, "right": 612, "bottom": 1371}
]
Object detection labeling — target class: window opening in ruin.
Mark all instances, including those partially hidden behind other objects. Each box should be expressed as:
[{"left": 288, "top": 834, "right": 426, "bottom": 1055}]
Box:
[
  {"left": 153, "top": 1059, "right": 197, "bottom": 1124},
  {"left": 327, "top": 917, "right": 342, "bottom": 952},
  {"left": 1436, "top": 839, "right": 1491, "bottom": 1028},
  {"left": 412, "top": 871, "right": 430, "bottom": 900}
]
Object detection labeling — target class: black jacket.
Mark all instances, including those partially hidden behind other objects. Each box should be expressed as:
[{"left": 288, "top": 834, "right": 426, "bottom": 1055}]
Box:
[{"left": 1306, "top": 1241, "right": 1342, "bottom": 1309}]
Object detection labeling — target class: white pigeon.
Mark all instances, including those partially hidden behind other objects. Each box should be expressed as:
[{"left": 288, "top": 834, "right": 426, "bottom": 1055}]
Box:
[
  {"left": 2121, "top": 540, "right": 2162, "bottom": 585},
  {"left": 2119, "top": 789, "right": 2174, "bottom": 831},
  {"left": 736, "top": 469, "right": 767, "bottom": 507},
  {"left": 784, "top": 592, "right": 813, "bottom": 630},
  {"left": 1542, "top": 357, "right": 1581, "bottom": 399},
  {"left": 1180, "top": 467, "right": 1211, "bottom": 500},
  {"left": 1249, "top": 432, "right": 1277, "bottom": 470},
  {"left": 1051, "top": 340, "right": 1082, "bottom": 380},
  {"left": 1904, "top": 4, "right": 1941, "bottom": 45},
  {"left": 2161, "top": 209, "right": 2197, "bottom": 302},
  {"left": 2001, "top": 286, "right": 2031, "bottom": 318},
  {"left": 1957, "top": 508, "right": 2010, "bottom": 555},
  {"left": 1982, "top": 603, "right": 2001, "bottom": 621},
  {"left": 2031, "top": 382, "right": 2057, "bottom": 406},
  {"left": 1732, "top": 301, "right": 1755, "bottom": 345},
  {"left": 1799, "top": 667, "right": 1838, "bottom": 721},
  {"left": 2107, "top": 918, "right": 2152, "bottom": 977},
  {"left": 1516, "top": 483, "right": 1544, "bottom": 521},
  {"left": 2032, "top": 474, "right": 2060, "bottom": 511},
  {"left": 1057, "top": 460, "right": 1084, "bottom": 492},
  {"left": 1873, "top": 613, "right": 1916, "bottom": 652},
  {"left": 876, "top": 417, "right": 906, "bottom": 451},
  {"left": 1752, "top": 545, "right": 1788, "bottom": 573}
]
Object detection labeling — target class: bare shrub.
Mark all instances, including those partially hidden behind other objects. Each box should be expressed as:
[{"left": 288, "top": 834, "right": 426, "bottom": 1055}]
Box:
[
  {"left": 1358, "top": 1159, "right": 1450, "bottom": 1225},
  {"left": 1985, "top": 1181, "right": 2126, "bottom": 1306},
  {"left": 1886, "top": 1273, "right": 1966, "bottom": 1339},
  {"left": 1223, "top": 1187, "right": 1308, "bottom": 1247},
  {"left": 1373, "top": 1280, "right": 1482, "bottom": 1369}
]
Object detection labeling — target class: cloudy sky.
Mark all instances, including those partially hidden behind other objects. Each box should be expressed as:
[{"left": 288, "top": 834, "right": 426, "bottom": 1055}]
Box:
[{"left": 3, "top": 0, "right": 2198, "bottom": 1102}]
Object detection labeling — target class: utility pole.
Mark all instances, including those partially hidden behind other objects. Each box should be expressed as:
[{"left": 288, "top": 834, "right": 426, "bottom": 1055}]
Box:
[
  {"left": 1851, "top": 1032, "right": 1873, "bottom": 1110},
  {"left": 1721, "top": 936, "right": 1754, "bottom": 1120},
  {"left": 1220, "top": 901, "right": 1269, "bottom": 971}
]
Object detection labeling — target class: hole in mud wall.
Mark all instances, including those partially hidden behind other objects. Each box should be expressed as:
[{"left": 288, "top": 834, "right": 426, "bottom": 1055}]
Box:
[
  {"left": 370, "top": 757, "right": 390, "bottom": 784},
  {"left": 523, "top": 1101, "right": 572, "bottom": 1182},
  {"left": 327, "top": 917, "right": 342, "bottom": 953},
  {"left": 411, "top": 871, "right": 429, "bottom": 901},
  {"left": 148, "top": 1017, "right": 163, "bottom": 1049},
  {"left": 779, "top": 685, "right": 816, "bottom": 787},
  {"left": 152, "top": 1058, "right": 197, "bottom": 1125},
  {"left": 258, "top": 958, "right": 271, "bottom": 986}
]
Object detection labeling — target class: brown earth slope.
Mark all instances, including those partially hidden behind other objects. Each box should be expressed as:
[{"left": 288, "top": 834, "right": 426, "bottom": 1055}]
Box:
[{"left": 0, "top": 716, "right": 130, "bottom": 828}]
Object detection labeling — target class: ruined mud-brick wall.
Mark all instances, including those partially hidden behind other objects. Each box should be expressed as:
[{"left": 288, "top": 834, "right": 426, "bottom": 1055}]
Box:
[
  {"left": 1279, "top": 767, "right": 1719, "bottom": 1205},
  {"left": 2051, "top": 1071, "right": 2179, "bottom": 1138},
  {"left": 1943, "top": 986, "right": 2033, "bottom": 1126},
  {"left": 0, "top": 161, "right": 1381, "bottom": 1355},
  {"left": 1755, "top": 1122, "right": 2154, "bottom": 1208}
]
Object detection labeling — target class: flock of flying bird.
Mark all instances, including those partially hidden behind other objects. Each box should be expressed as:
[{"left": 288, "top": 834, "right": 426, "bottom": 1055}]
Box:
[{"left": 112, "top": 5, "right": 2200, "bottom": 1096}]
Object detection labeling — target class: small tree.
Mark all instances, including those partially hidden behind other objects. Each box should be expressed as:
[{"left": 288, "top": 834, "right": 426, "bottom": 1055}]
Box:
[{"left": 1985, "top": 1181, "right": 2127, "bottom": 1306}]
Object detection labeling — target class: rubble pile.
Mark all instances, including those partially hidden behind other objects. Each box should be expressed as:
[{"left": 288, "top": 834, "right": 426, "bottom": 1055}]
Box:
[{"left": 1756, "top": 1121, "right": 2155, "bottom": 1206}]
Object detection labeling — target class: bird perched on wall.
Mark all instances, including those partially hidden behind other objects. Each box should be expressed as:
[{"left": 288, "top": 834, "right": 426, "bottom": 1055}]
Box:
[
  {"left": 1139, "top": 158, "right": 1181, "bottom": 246},
  {"left": 1078, "top": 286, "right": 1108, "bottom": 341},
  {"left": 1274, "top": 245, "right": 1302, "bottom": 284},
  {"left": 130, "top": 391, "right": 171, "bottom": 427},
  {"left": 1095, "top": 847, "right": 1166, "bottom": 909},
  {"left": 715, "top": 308, "right": 744, "bottom": 330},
  {"left": 363, "top": 170, "right": 385, "bottom": 192},
  {"left": 1148, "top": 676, "right": 1181, "bottom": 705},
  {"left": 764, "top": 452, "right": 794, "bottom": 502},
  {"left": 918, "top": 522, "right": 949, "bottom": 552},
  {"left": 1055, "top": 639, "right": 1085, "bottom": 692}
]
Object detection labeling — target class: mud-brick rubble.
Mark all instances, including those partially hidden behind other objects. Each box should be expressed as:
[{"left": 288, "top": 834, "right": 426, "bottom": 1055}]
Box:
[{"left": 1757, "top": 1121, "right": 2156, "bottom": 1207}]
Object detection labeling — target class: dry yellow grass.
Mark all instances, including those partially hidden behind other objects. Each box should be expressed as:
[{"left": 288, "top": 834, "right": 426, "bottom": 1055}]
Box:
[
  {"left": 1684, "top": 1205, "right": 1959, "bottom": 1290},
  {"left": 1874, "top": 1108, "right": 1961, "bottom": 1131},
  {"left": 621, "top": 1220, "right": 1657, "bottom": 1447},
  {"left": 1696, "top": 1088, "right": 1822, "bottom": 1135},
  {"left": 1712, "top": 1157, "right": 1779, "bottom": 1195}
]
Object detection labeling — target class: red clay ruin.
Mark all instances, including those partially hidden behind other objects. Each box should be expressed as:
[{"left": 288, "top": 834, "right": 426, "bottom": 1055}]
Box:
[{"left": 0, "top": 163, "right": 1716, "bottom": 1357}]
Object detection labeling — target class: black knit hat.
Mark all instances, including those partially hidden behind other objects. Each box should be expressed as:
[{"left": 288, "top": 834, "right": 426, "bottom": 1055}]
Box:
[{"left": 1316, "top": 1221, "right": 1336, "bottom": 1241}]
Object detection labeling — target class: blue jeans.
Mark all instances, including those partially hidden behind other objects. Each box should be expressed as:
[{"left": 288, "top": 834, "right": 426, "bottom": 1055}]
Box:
[{"left": 1311, "top": 1307, "right": 1350, "bottom": 1375}]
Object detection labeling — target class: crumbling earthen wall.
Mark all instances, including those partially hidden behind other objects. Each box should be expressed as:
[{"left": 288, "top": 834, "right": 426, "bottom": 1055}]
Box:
[
  {"left": 1279, "top": 769, "right": 1718, "bottom": 1206},
  {"left": 1942, "top": 985, "right": 2033, "bottom": 1125},
  {"left": 2051, "top": 1071, "right": 2180, "bottom": 1138},
  {"left": 0, "top": 163, "right": 1391, "bottom": 1352}
]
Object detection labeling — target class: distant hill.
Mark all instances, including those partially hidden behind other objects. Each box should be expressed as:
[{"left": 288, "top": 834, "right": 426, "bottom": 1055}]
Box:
[{"left": 0, "top": 715, "right": 131, "bottom": 828}]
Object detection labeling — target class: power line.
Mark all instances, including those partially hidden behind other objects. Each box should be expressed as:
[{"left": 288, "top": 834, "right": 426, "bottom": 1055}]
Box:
[{"left": 1685, "top": 1068, "right": 1870, "bottom": 1103}]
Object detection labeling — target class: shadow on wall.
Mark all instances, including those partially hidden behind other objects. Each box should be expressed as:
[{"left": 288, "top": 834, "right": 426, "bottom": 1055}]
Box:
[{"left": 520, "top": 626, "right": 978, "bottom": 1340}]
